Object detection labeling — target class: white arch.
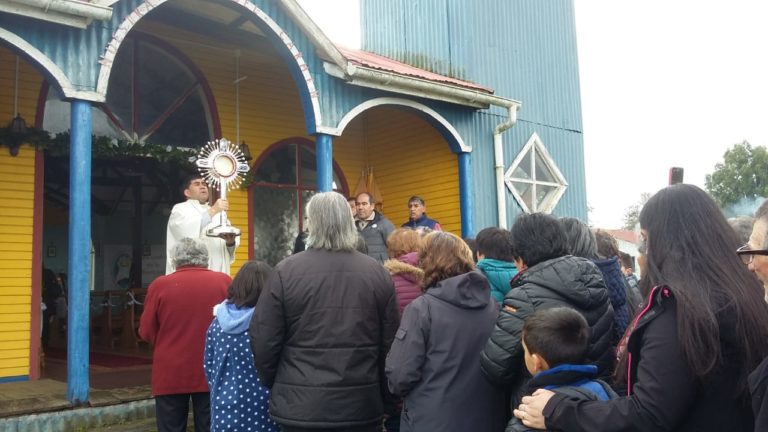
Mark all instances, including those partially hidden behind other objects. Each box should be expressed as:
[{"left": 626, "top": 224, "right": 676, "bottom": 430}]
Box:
[
  {"left": 95, "top": 0, "right": 321, "bottom": 124},
  {"left": 329, "top": 97, "right": 470, "bottom": 152},
  {"left": 0, "top": 28, "right": 104, "bottom": 102}
]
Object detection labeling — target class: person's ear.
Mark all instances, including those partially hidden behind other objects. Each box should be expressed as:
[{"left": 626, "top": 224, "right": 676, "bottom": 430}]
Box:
[
  {"left": 183, "top": 188, "right": 191, "bottom": 199},
  {"left": 531, "top": 353, "right": 549, "bottom": 374}
]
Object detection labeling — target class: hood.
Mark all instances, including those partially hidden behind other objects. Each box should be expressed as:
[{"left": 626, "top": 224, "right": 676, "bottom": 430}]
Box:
[
  {"left": 518, "top": 255, "right": 608, "bottom": 310},
  {"left": 213, "top": 300, "right": 255, "bottom": 334},
  {"left": 592, "top": 256, "right": 628, "bottom": 308},
  {"left": 477, "top": 258, "right": 518, "bottom": 285},
  {"left": 426, "top": 271, "right": 490, "bottom": 309},
  {"left": 384, "top": 252, "right": 423, "bottom": 283}
]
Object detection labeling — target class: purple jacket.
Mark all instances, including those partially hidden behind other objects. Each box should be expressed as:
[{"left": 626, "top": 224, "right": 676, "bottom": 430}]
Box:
[{"left": 384, "top": 252, "right": 424, "bottom": 314}]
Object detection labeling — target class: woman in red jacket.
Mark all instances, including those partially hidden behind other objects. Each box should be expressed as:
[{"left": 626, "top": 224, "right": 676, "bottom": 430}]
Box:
[
  {"left": 139, "top": 237, "right": 230, "bottom": 432},
  {"left": 514, "top": 185, "right": 768, "bottom": 432}
]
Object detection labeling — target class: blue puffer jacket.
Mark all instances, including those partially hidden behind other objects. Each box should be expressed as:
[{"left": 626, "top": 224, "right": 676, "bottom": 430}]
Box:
[
  {"left": 204, "top": 301, "right": 278, "bottom": 432},
  {"left": 476, "top": 258, "right": 518, "bottom": 305},
  {"left": 592, "top": 257, "right": 631, "bottom": 345}
]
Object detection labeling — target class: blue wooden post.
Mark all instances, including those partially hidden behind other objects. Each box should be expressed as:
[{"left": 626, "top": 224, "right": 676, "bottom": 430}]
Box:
[
  {"left": 315, "top": 134, "right": 333, "bottom": 192},
  {"left": 67, "top": 100, "right": 92, "bottom": 404},
  {"left": 458, "top": 152, "right": 475, "bottom": 238}
]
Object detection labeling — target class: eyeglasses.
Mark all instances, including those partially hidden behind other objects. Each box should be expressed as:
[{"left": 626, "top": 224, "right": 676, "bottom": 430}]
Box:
[{"left": 736, "top": 244, "right": 768, "bottom": 265}]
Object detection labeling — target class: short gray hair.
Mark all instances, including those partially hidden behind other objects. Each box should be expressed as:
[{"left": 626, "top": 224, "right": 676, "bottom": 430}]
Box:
[
  {"left": 306, "top": 192, "right": 358, "bottom": 251},
  {"left": 172, "top": 237, "right": 209, "bottom": 268},
  {"left": 559, "top": 217, "right": 597, "bottom": 259}
]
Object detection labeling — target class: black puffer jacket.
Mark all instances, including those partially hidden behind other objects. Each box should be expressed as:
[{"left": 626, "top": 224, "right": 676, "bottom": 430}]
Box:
[
  {"left": 250, "top": 248, "right": 400, "bottom": 429},
  {"left": 480, "top": 256, "right": 614, "bottom": 404}
]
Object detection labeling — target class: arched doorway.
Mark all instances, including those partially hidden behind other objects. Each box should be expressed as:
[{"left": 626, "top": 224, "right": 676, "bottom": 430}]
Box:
[{"left": 249, "top": 138, "right": 348, "bottom": 265}]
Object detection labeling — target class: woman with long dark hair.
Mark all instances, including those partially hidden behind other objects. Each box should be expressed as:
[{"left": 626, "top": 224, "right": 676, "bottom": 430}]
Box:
[{"left": 515, "top": 184, "right": 768, "bottom": 431}]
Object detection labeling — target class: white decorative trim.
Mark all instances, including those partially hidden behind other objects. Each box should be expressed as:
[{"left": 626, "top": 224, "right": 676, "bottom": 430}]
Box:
[
  {"left": 504, "top": 132, "right": 568, "bottom": 214},
  {"left": 96, "top": 0, "right": 321, "bottom": 125},
  {"left": 329, "top": 97, "right": 470, "bottom": 152},
  {"left": 0, "top": 28, "right": 105, "bottom": 102}
]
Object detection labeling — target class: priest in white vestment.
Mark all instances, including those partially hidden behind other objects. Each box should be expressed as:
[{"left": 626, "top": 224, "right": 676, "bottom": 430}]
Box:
[{"left": 166, "top": 176, "right": 240, "bottom": 275}]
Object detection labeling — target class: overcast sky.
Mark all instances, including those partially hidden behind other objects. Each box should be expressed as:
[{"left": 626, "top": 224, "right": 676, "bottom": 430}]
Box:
[{"left": 297, "top": 0, "right": 768, "bottom": 227}]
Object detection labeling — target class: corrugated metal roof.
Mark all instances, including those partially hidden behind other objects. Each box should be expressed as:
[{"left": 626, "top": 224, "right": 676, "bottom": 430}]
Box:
[{"left": 336, "top": 46, "right": 494, "bottom": 94}]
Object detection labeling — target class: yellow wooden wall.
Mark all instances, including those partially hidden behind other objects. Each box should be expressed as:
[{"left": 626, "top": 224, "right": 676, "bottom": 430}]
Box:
[
  {"left": 0, "top": 46, "right": 43, "bottom": 379},
  {"left": 364, "top": 107, "right": 461, "bottom": 234}
]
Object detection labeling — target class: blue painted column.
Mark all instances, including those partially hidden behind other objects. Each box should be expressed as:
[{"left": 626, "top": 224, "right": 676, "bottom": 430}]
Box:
[
  {"left": 458, "top": 152, "right": 475, "bottom": 238},
  {"left": 67, "top": 100, "right": 92, "bottom": 404},
  {"left": 315, "top": 133, "right": 333, "bottom": 192}
]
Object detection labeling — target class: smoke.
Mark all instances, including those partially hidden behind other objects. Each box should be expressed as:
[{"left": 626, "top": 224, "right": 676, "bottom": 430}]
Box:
[{"left": 724, "top": 196, "right": 766, "bottom": 218}]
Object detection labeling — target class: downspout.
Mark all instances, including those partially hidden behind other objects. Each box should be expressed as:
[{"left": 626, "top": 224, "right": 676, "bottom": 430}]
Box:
[{"left": 494, "top": 105, "right": 519, "bottom": 228}]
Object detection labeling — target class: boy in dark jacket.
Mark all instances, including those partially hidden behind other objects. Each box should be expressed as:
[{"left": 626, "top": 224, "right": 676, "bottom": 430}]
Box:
[{"left": 508, "top": 307, "right": 616, "bottom": 432}]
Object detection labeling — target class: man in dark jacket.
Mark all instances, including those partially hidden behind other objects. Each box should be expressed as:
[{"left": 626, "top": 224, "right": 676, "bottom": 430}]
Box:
[
  {"left": 251, "top": 191, "right": 400, "bottom": 432},
  {"left": 355, "top": 192, "right": 395, "bottom": 262},
  {"left": 480, "top": 213, "right": 614, "bottom": 419},
  {"left": 400, "top": 195, "right": 442, "bottom": 231}
]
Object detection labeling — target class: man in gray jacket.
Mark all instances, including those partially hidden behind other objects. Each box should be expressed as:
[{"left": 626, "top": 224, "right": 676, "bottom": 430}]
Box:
[{"left": 355, "top": 192, "right": 395, "bottom": 262}]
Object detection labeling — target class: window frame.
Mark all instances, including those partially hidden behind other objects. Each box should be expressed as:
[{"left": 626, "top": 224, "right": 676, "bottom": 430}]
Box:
[{"left": 504, "top": 132, "right": 568, "bottom": 214}]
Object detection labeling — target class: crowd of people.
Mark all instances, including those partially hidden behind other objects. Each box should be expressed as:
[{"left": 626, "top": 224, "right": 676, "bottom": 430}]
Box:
[{"left": 137, "top": 180, "right": 768, "bottom": 432}]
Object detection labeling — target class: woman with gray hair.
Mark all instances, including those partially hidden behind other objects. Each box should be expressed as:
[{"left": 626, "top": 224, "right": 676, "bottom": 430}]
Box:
[
  {"left": 139, "top": 237, "right": 231, "bottom": 432},
  {"left": 251, "top": 192, "right": 400, "bottom": 432}
]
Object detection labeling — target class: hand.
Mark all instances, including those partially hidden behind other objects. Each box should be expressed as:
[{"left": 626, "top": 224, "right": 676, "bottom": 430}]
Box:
[
  {"left": 219, "top": 233, "right": 236, "bottom": 246},
  {"left": 513, "top": 389, "right": 555, "bottom": 429},
  {"left": 208, "top": 198, "right": 229, "bottom": 215}
]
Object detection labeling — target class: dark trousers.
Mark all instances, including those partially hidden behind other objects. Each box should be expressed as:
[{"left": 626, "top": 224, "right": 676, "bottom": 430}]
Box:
[
  {"left": 281, "top": 424, "right": 380, "bottom": 432},
  {"left": 155, "top": 392, "right": 210, "bottom": 432}
]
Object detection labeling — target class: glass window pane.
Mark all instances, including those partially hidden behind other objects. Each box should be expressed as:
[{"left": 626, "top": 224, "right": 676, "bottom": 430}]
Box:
[
  {"left": 299, "top": 145, "right": 317, "bottom": 188},
  {"left": 252, "top": 188, "right": 299, "bottom": 266},
  {"left": 536, "top": 184, "right": 556, "bottom": 209},
  {"left": 148, "top": 89, "right": 211, "bottom": 147},
  {"left": 511, "top": 151, "right": 532, "bottom": 180},
  {"left": 513, "top": 181, "right": 533, "bottom": 211},
  {"left": 137, "top": 44, "right": 195, "bottom": 137},
  {"left": 534, "top": 151, "right": 556, "bottom": 184},
  {"left": 106, "top": 39, "right": 133, "bottom": 132},
  {"left": 254, "top": 144, "right": 297, "bottom": 185}
]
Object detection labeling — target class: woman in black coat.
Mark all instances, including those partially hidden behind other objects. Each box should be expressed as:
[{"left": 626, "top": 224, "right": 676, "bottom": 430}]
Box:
[
  {"left": 516, "top": 185, "right": 768, "bottom": 432},
  {"left": 386, "top": 231, "right": 505, "bottom": 432}
]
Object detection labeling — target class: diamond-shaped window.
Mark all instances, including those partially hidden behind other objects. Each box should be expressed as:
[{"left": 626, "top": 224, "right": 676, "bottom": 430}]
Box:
[{"left": 504, "top": 133, "right": 568, "bottom": 214}]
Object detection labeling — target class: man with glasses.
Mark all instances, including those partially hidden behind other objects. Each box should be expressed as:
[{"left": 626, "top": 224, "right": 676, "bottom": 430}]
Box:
[{"left": 736, "top": 200, "right": 768, "bottom": 302}]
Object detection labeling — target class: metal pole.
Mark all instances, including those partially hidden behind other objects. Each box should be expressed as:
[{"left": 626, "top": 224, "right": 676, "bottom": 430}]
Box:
[{"left": 67, "top": 99, "right": 92, "bottom": 404}]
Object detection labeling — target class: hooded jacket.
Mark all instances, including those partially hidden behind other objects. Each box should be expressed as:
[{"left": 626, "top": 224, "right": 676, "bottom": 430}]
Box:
[
  {"left": 386, "top": 271, "right": 505, "bottom": 432},
  {"left": 204, "top": 301, "right": 278, "bottom": 432},
  {"left": 476, "top": 258, "right": 518, "bottom": 305},
  {"left": 506, "top": 364, "right": 617, "bottom": 432},
  {"left": 383, "top": 252, "right": 424, "bottom": 314},
  {"left": 480, "top": 256, "right": 615, "bottom": 408}
]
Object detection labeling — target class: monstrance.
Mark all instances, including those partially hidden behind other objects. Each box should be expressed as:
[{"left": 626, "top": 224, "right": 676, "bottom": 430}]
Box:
[{"left": 196, "top": 138, "right": 250, "bottom": 237}]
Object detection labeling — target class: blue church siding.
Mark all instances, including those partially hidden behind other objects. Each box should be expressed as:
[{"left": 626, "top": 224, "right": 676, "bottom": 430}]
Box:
[
  {"left": 361, "top": 0, "right": 588, "bottom": 225},
  {"left": 361, "top": 0, "right": 583, "bottom": 133}
]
